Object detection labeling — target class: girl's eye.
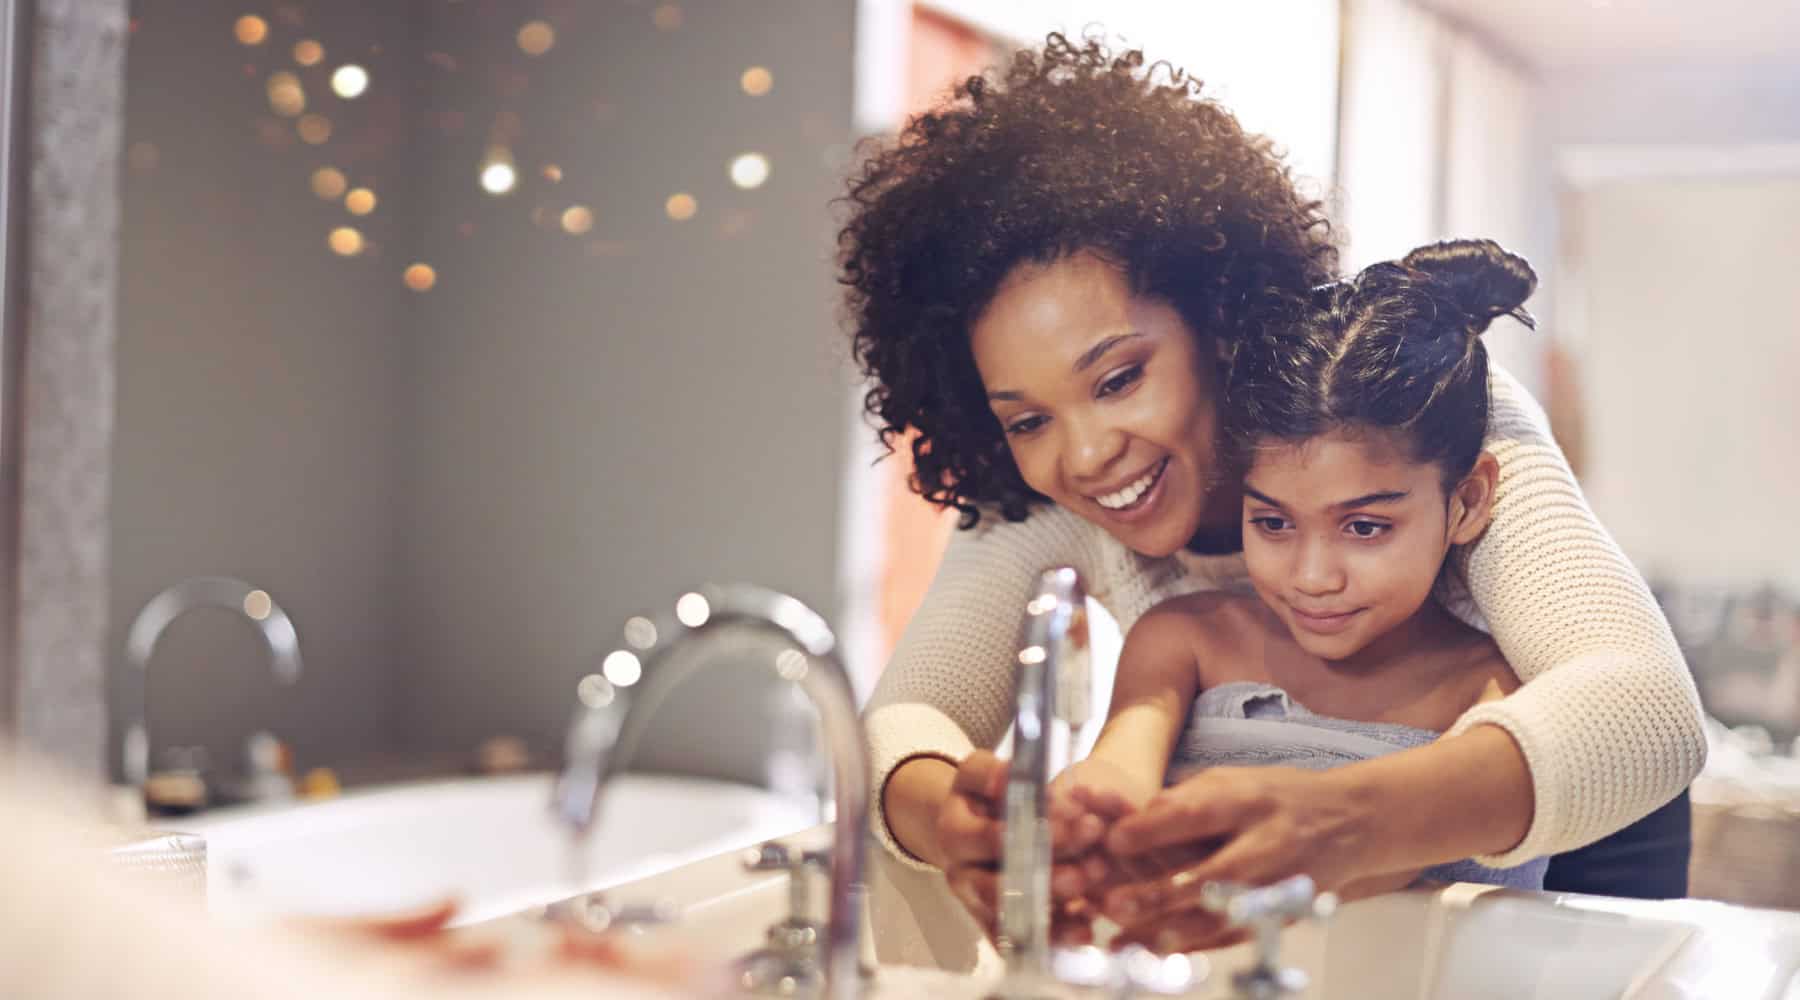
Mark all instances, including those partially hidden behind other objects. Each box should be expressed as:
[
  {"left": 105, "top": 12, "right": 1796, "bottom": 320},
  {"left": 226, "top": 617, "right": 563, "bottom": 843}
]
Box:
[
  {"left": 1249, "top": 515, "right": 1289, "bottom": 534},
  {"left": 1005, "top": 414, "right": 1048, "bottom": 436},
  {"left": 1345, "top": 520, "right": 1389, "bottom": 539},
  {"left": 1097, "top": 364, "right": 1144, "bottom": 398}
]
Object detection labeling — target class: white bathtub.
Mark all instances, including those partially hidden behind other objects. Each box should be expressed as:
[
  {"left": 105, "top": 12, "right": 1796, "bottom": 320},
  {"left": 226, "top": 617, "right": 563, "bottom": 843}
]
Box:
[{"left": 178, "top": 773, "right": 818, "bottom": 926}]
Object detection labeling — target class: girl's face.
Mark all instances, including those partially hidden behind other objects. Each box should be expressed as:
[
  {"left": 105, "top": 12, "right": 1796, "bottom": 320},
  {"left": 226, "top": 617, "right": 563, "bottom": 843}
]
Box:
[
  {"left": 1239, "top": 427, "right": 1497, "bottom": 662},
  {"left": 970, "top": 253, "right": 1227, "bottom": 559}
]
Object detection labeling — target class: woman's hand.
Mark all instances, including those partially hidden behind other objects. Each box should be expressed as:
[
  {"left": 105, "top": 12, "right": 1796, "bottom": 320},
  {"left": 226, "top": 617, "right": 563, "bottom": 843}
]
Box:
[
  {"left": 932, "top": 750, "right": 1008, "bottom": 932},
  {"left": 1096, "top": 765, "right": 1381, "bottom": 951}
]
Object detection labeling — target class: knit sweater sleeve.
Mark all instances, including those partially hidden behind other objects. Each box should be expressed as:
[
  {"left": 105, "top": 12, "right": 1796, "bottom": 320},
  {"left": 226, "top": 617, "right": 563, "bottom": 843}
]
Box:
[
  {"left": 862, "top": 504, "right": 1178, "bottom": 868},
  {"left": 1445, "top": 362, "right": 1708, "bottom": 867}
]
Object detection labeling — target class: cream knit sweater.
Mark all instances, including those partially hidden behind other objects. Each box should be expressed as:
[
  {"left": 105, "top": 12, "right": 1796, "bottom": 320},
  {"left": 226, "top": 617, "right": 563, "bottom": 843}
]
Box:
[{"left": 864, "top": 363, "right": 1708, "bottom": 870}]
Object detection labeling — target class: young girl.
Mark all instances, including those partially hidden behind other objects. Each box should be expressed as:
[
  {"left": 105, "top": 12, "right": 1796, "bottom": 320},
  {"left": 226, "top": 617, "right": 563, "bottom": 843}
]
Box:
[{"left": 1052, "top": 239, "right": 1551, "bottom": 926}]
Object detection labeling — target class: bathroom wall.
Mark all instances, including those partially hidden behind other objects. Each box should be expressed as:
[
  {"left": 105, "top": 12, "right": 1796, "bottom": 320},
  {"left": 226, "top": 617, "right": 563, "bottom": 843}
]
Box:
[
  {"left": 1563, "top": 177, "right": 1800, "bottom": 594},
  {"left": 109, "top": 0, "right": 420, "bottom": 776},
  {"left": 396, "top": 1, "right": 856, "bottom": 772},
  {"left": 111, "top": 2, "right": 856, "bottom": 783}
]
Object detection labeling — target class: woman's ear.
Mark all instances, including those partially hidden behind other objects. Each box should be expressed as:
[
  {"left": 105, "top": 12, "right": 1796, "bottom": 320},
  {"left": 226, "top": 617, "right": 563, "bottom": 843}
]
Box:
[{"left": 1447, "top": 451, "right": 1500, "bottom": 546}]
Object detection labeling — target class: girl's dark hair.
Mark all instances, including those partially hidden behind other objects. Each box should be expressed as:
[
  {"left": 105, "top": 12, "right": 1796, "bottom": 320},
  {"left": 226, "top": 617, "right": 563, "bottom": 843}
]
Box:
[
  {"left": 1223, "top": 238, "right": 1537, "bottom": 487},
  {"left": 837, "top": 34, "right": 1337, "bottom": 527}
]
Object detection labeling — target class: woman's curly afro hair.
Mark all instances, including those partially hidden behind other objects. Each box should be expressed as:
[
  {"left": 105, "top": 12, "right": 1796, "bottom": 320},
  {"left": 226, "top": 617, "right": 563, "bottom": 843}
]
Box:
[{"left": 836, "top": 34, "right": 1337, "bottom": 527}]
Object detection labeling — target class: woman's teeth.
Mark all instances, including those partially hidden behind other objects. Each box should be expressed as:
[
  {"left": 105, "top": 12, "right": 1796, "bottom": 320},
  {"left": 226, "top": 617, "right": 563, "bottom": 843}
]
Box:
[{"left": 1096, "top": 462, "right": 1163, "bottom": 510}]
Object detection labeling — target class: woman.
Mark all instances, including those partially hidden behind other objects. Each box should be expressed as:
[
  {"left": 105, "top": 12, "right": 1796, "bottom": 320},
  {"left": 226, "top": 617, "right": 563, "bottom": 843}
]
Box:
[{"left": 838, "top": 36, "right": 1703, "bottom": 950}]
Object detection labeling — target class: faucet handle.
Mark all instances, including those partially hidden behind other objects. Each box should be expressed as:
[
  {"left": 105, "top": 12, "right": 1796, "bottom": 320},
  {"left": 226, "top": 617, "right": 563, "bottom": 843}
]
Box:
[
  {"left": 1200, "top": 875, "right": 1336, "bottom": 999},
  {"left": 741, "top": 842, "right": 830, "bottom": 874},
  {"left": 548, "top": 893, "right": 679, "bottom": 934}
]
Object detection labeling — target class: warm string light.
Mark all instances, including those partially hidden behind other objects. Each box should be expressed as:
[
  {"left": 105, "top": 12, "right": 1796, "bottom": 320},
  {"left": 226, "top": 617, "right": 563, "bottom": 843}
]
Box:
[
  {"left": 328, "top": 226, "right": 364, "bottom": 256},
  {"left": 267, "top": 71, "right": 305, "bottom": 116},
  {"left": 234, "top": 15, "right": 268, "bottom": 46},
  {"left": 729, "top": 152, "right": 769, "bottom": 189},
  {"left": 516, "top": 20, "right": 555, "bottom": 56},
  {"left": 230, "top": 14, "right": 781, "bottom": 274},
  {"left": 311, "top": 166, "right": 347, "bottom": 199},
  {"left": 331, "top": 64, "right": 369, "bottom": 99}
]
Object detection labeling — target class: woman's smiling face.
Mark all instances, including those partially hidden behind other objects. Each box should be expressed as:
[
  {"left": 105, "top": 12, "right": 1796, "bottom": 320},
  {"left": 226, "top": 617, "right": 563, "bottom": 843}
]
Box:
[{"left": 970, "top": 252, "right": 1227, "bottom": 558}]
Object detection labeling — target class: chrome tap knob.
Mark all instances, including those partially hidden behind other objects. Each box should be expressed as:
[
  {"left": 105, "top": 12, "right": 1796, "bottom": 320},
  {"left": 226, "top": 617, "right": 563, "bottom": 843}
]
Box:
[
  {"left": 742, "top": 841, "right": 831, "bottom": 957},
  {"left": 1200, "top": 875, "right": 1337, "bottom": 999}
]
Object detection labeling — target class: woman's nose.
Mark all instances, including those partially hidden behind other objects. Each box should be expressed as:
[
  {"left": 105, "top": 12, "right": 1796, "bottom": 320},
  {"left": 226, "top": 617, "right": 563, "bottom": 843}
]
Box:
[{"left": 1062, "top": 414, "right": 1127, "bottom": 483}]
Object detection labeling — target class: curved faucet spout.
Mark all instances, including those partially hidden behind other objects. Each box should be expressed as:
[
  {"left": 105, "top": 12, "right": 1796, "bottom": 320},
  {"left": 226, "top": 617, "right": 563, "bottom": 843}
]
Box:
[
  {"left": 121, "top": 577, "right": 302, "bottom": 786},
  {"left": 554, "top": 583, "right": 869, "bottom": 1000}
]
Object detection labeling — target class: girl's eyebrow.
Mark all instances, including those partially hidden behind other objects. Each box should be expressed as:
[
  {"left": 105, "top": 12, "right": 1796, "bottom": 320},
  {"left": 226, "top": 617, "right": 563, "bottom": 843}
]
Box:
[
  {"left": 1242, "top": 485, "right": 1411, "bottom": 510},
  {"left": 1243, "top": 484, "right": 1286, "bottom": 508},
  {"left": 1333, "top": 490, "right": 1411, "bottom": 509}
]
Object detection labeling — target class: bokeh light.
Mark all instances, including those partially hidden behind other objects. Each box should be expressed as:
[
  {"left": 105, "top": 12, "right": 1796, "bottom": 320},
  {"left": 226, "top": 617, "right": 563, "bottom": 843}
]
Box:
[
  {"left": 602, "top": 650, "right": 643, "bottom": 687},
  {"left": 652, "top": 4, "right": 683, "bottom": 30},
  {"left": 296, "top": 113, "right": 332, "bottom": 144},
  {"left": 576, "top": 674, "right": 615, "bottom": 709},
  {"left": 480, "top": 161, "right": 517, "bottom": 195},
  {"left": 624, "top": 616, "right": 657, "bottom": 649},
  {"left": 403, "top": 263, "right": 437, "bottom": 292},
  {"left": 243, "top": 590, "right": 273, "bottom": 621},
  {"left": 310, "top": 166, "right": 347, "bottom": 199},
  {"left": 516, "top": 20, "right": 555, "bottom": 56},
  {"left": 675, "top": 592, "right": 710, "bottom": 627},
  {"left": 331, "top": 64, "right": 369, "bottom": 99},
  {"left": 740, "top": 66, "right": 773, "bottom": 96},
  {"left": 267, "top": 71, "right": 305, "bottom": 116},
  {"left": 560, "top": 205, "right": 594, "bottom": 234},
  {"left": 345, "top": 187, "right": 377, "bottom": 215},
  {"left": 729, "top": 152, "right": 770, "bottom": 189},
  {"left": 664, "top": 193, "right": 697, "bottom": 221},
  {"left": 328, "top": 226, "right": 364, "bottom": 256},
  {"left": 234, "top": 15, "right": 268, "bottom": 46},
  {"left": 293, "top": 39, "right": 324, "bottom": 66},
  {"left": 543, "top": 163, "right": 563, "bottom": 183}
]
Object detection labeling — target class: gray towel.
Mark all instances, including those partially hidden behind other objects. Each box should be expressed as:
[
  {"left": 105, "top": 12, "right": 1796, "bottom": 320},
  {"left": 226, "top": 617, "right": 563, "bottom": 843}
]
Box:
[{"left": 1168, "top": 681, "right": 1547, "bottom": 890}]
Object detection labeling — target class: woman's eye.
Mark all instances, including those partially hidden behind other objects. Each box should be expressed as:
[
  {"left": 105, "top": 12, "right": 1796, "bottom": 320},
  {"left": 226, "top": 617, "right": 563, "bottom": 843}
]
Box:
[
  {"left": 1005, "top": 414, "right": 1048, "bottom": 436},
  {"left": 1097, "top": 364, "right": 1144, "bottom": 398},
  {"left": 1345, "top": 520, "right": 1389, "bottom": 539},
  {"left": 1249, "top": 515, "right": 1289, "bottom": 534}
]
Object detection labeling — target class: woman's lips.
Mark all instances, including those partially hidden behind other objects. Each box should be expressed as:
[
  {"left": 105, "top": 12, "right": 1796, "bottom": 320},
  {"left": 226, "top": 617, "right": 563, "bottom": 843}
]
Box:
[{"left": 1092, "top": 458, "right": 1171, "bottom": 525}]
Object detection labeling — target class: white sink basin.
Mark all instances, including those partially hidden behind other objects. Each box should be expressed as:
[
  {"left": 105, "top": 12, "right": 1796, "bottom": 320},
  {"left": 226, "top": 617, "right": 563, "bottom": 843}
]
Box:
[
  {"left": 176, "top": 773, "right": 818, "bottom": 926},
  {"left": 548, "top": 823, "right": 1800, "bottom": 999}
]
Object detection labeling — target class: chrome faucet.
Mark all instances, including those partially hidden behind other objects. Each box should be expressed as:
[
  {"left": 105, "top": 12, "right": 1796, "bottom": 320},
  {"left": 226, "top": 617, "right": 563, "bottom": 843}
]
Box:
[
  {"left": 552, "top": 584, "right": 869, "bottom": 1000},
  {"left": 995, "top": 566, "right": 1091, "bottom": 997},
  {"left": 120, "top": 577, "right": 302, "bottom": 789}
]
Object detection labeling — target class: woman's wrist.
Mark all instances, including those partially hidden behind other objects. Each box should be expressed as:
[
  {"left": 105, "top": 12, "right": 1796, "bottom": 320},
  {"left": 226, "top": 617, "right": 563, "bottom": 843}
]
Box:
[{"left": 882, "top": 754, "right": 959, "bottom": 868}]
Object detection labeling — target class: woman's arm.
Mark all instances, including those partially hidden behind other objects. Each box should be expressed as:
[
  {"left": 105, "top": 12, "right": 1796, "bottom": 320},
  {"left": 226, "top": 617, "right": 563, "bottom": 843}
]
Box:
[
  {"left": 864, "top": 504, "right": 1117, "bottom": 868},
  {"left": 1446, "top": 363, "right": 1707, "bottom": 865}
]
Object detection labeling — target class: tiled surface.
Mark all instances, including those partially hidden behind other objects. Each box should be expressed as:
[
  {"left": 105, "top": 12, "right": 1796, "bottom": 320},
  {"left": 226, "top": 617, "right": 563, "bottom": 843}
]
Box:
[{"left": 6, "top": 0, "right": 127, "bottom": 777}]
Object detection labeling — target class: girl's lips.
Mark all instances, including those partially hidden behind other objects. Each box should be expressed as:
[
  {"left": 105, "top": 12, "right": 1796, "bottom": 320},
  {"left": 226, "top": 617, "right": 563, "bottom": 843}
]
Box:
[{"left": 1288, "top": 607, "right": 1364, "bottom": 635}]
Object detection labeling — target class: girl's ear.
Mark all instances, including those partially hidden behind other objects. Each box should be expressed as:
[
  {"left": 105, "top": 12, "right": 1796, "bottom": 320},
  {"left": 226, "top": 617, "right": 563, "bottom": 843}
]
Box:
[{"left": 1447, "top": 451, "right": 1500, "bottom": 546}]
